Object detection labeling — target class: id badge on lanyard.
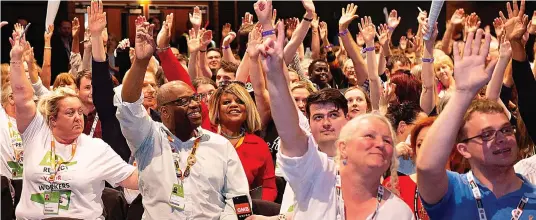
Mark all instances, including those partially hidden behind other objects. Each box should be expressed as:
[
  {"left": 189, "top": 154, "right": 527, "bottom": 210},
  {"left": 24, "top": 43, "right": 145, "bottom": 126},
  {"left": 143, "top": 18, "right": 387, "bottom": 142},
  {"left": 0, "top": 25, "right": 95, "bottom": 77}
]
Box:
[{"left": 43, "top": 191, "right": 60, "bottom": 214}]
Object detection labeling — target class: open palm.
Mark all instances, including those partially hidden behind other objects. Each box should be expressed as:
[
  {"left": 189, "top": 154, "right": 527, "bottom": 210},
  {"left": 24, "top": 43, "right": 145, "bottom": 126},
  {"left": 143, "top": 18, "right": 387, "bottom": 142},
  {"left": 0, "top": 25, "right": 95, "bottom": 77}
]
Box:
[
  {"left": 254, "top": 0, "right": 273, "bottom": 25},
  {"left": 157, "top": 13, "right": 173, "bottom": 48},
  {"left": 189, "top": 6, "right": 202, "bottom": 28},
  {"left": 88, "top": 0, "right": 107, "bottom": 35},
  {"left": 187, "top": 28, "right": 202, "bottom": 53},
  {"left": 453, "top": 30, "right": 496, "bottom": 93},
  {"left": 339, "top": 3, "right": 358, "bottom": 30},
  {"left": 134, "top": 16, "right": 155, "bottom": 60},
  {"left": 358, "top": 16, "right": 375, "bottom": 44},
  {"left": 450, "top": 9, "right": 465, "bottom": 25},
  {"left": 387, "top": 10, "right": 401, "bottom": 30}
]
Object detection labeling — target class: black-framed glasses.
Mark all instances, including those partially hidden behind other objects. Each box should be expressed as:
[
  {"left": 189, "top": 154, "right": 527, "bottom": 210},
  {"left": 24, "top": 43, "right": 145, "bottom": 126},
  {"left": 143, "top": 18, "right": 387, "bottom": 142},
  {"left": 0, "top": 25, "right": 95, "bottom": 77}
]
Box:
[
  {"left": 461, "top": 125, "right": 516, "bottom": 143},
  {"left": 219, "top": 80, "right": 246, "bottom": 88},
  {"left": 162, "top": 94, "right": 202, "bottom": 107}
]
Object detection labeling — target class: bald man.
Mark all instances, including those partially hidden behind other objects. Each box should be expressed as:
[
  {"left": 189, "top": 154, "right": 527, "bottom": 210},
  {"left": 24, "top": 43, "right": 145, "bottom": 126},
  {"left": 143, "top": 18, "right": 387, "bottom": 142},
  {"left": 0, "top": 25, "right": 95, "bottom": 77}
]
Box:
[{"left": 115, "top": 25, "right": 250, "bottom": 219}]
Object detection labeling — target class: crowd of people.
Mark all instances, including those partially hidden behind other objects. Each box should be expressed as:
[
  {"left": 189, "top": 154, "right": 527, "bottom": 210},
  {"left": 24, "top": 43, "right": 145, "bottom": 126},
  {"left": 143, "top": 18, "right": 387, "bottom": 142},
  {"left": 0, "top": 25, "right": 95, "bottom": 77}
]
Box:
[{"left": 2, "top": 0, "right": 536, "bottom": 219}]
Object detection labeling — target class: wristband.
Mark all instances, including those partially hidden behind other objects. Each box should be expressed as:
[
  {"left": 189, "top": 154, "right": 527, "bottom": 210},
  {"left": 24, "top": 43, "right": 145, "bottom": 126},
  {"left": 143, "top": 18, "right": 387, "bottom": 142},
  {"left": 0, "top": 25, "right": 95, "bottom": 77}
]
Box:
[
  {"left": 156, "top": 45, "right": 170, "bottom": 51},
  {"left": 44, "top": 46, "right": 52, "bottom": 49},
  {"left": 303, "top": 16, "right": 313, "bottom": 22},
  {"left": 338, "top": 29, "right": 349, "bottom": 37},
  {"left": 388, "top": 27, "right": 395, "bottom": 32},
  {"left": 10, "top": 60, "right": 22, "bottom": 65},
  {"left": 262, "top": 29, "right": 276, "bottom": 37},
  {"left": 200, "top": 49, "right": 207, "bottom": 53},
  {"left": 222, "top": 45, "right": 230, "bottom": 50},
  {"left": 361, "top": 47, "right": 374, "bottom": 53},
  {"left": 324, "top": 44, "right": 333, "bottom": 49},
  {"left": 422, "top": 57, "right": 434, "bottom": 63}
]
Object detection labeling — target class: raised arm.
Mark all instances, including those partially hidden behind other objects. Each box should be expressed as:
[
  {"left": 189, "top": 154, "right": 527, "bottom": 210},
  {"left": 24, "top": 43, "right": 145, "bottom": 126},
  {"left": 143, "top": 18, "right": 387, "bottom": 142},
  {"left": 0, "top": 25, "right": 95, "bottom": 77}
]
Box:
[
  {"left": 283, "top": 0, "right": 315, "bottom": 64},
  {"left": 262, "top": 22, "right": 308, "bottom": 157},
  {"left": 42, "top": 24, "right": 53, "bottom": 89},
  {"left": 72, "top": 18, "right": 80, "bottom": 55},
  {"left": 69, "top": 19, "right": 82, "bottom": 78},
  {"left": 441, "top": 9, "right": 464, "bottom": 55},
  {"left": 417, "top": 29, "right": 497, "bottom": 205},
  {"left": 9, "top": 30, "right": 36, "bottom": 133},
  {"left": 377, "top": 23, "right": 390, "bottom": 79},
  {"left": 88, "top": 0, "right": 107, "bottom": 63},
  {"left": 189, "top": 6, "right": 202, "bottom": 35},
  {"left": 338, "top": 4, "right": 368, "bottom": 86},
  {"left": 420, "top": 21, "right": 438, "bottom": 115},
  {"left": 235, "top": 13, "right": 254, "bottom": 82},
  {"left": 222, "top": 31, "right": 238, "bottom": 64},
  {"left": 486, "top": 39, "right": 512, "bottom": 101},
  {"left": 198, "top": 29, "right": 214, "bottom": 79},
  {"left": 310, "top": 14, "right": 321, "bottom": 60},
  {"left": 360, "top": 16, "right": 380, "bottom": 111},
  {"left": 121, "top": 16, "right": 155, "bottom": 103},
  {"left": 81, "top": 29, "right": 93, "bottom": 72},
  {"left": 247, "top": 25, "right": 272, "bottom": 128}
]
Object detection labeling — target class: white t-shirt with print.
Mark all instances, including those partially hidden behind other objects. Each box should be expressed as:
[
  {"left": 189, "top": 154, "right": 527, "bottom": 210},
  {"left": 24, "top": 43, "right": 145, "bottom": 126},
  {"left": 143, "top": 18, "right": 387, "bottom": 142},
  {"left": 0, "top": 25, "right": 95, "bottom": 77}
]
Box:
[
  {"left": 0, "top": 107, "right": 24, "bottom": 180},
  {"left": 277, "top": 134, "right": 415, "bottom": 220},
  {"left": 15, "top": 112, "right": 136, "bottom": 220}
]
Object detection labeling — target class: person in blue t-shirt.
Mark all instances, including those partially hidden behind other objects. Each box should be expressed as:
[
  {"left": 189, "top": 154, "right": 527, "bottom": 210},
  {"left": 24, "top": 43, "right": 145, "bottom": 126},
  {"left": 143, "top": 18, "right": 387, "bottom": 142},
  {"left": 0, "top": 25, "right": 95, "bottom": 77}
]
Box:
[{"left": 416, "top": 4, "right": 536, "bottom": 219}]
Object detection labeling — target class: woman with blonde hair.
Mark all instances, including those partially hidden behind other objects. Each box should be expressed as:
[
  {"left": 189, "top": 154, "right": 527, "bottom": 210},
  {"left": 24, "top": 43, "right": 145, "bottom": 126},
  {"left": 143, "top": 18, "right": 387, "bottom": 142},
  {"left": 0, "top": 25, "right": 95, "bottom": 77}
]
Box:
[
  {"left": 9, "top": 30, "right": 138, "bottom": 219},
  {"left": 209, "top": 82, "right": 277, "bottom": 201}
]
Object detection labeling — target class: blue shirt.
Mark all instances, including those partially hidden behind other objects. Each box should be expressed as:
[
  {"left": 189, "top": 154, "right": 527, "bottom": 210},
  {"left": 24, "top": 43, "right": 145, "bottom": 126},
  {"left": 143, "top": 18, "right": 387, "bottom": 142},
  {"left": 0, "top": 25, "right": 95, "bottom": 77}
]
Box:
[{"left": 422, "top": 170, "right": 536, "bottom": 220}]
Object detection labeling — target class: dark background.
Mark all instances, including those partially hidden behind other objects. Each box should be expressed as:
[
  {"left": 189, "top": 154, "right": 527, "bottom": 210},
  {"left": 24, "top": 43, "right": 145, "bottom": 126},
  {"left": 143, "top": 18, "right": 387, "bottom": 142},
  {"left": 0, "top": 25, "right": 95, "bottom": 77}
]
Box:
[{"left": 2, "top": 1, "right": 536, "bottom": 64}]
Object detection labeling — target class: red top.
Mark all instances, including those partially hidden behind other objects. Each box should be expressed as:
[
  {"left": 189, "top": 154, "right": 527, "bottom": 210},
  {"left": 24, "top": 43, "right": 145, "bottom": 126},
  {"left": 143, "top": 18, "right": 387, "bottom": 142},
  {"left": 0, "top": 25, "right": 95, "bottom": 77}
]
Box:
[
  {"left": 157, "top": 48, "right": 214, "bottom": 132},
  {"left": 383, "top": 176, "right": 429, "bottom": 220},
  {"left": 236, "top": 133, "right": 277, "bottom": 201}
]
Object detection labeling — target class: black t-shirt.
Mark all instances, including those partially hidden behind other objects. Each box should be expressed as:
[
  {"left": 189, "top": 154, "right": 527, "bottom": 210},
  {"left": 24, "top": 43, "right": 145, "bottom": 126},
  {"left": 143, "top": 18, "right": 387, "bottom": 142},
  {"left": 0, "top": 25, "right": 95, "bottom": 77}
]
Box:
[{"left": 262, "top": 120, "right": 279, "bottom": 167}]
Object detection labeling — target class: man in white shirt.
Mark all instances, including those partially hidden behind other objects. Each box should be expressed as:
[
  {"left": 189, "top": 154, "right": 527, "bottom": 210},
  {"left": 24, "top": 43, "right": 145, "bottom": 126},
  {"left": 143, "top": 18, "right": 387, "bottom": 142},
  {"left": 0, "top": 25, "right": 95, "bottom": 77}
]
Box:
[{"left": 115, "top": 16, "right": 250, "bottom": 219}]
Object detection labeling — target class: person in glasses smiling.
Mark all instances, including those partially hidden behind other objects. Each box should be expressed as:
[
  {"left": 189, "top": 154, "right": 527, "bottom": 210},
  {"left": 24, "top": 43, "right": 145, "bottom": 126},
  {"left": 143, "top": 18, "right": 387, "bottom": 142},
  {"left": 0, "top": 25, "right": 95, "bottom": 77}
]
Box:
[
  {"left": 116, "top": 15, "right": 249, "bottom": 219},
  {"left": 208, "top": 82, "right": 277, "bottom": 201}
]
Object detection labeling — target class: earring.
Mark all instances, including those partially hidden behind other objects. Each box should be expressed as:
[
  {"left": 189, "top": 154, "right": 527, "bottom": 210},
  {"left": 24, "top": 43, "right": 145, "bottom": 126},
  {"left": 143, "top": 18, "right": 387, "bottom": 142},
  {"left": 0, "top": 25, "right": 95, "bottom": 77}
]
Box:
[{"left": 342, "top": 158, "right": 348, "bottom": 166}]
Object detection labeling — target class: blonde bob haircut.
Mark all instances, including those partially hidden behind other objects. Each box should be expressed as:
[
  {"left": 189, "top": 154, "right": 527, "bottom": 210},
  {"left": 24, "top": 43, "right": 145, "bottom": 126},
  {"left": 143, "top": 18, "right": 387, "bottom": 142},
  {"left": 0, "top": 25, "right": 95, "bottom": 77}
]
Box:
[
  {"left": 209, "top": 83, "right": 262, "bottom": 133},
  {"left": 37, "top": 87, "right": 81, "bottom": 127},
  {"left": 336, "top": 113, "right": 399, "bottom": 195}
]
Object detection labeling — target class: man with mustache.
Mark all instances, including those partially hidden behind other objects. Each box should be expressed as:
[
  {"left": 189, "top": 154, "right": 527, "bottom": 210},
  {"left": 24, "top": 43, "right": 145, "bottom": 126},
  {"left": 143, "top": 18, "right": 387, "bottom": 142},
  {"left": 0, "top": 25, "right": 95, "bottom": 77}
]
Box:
[{"left": 115, "top": 16, "right": 249, "bottom": 219}]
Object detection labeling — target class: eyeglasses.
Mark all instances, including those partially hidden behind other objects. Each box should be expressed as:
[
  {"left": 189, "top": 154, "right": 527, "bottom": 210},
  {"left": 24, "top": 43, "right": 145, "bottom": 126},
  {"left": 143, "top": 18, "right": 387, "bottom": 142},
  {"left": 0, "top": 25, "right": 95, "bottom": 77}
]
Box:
[
  {"left": 461, "top": 125, "right": 516, "bottom": 142},
  {"left": 218, "top": 80, "right": 246, "bottom": 88},
  {"left": 162, "top": 94, "right": 202, "bottom": 107}
]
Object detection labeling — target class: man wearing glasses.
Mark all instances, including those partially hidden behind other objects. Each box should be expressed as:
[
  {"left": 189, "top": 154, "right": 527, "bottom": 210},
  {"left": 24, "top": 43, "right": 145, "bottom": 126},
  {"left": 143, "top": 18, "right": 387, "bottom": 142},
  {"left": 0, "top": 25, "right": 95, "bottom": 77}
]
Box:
[{"left": 115, "top": 18, "right": 249, "bottom": 219}]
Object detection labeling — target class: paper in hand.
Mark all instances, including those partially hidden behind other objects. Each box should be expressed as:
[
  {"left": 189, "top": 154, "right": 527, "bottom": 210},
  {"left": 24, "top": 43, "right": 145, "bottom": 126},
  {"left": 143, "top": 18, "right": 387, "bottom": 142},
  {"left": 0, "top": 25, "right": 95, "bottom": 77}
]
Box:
[
  {"left": 45, "top": 0, "right": 61, "bottom": 31},
  {"left": 423, "top": 0, "right": 444, "bottom": 41}
]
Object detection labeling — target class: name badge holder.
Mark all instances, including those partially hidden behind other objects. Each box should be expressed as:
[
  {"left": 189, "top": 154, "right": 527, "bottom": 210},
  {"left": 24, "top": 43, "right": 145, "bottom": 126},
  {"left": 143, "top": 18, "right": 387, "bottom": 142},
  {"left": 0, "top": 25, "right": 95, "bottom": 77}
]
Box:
[{"left": 167, "top": 135, "right": 201, "bottom": 210}]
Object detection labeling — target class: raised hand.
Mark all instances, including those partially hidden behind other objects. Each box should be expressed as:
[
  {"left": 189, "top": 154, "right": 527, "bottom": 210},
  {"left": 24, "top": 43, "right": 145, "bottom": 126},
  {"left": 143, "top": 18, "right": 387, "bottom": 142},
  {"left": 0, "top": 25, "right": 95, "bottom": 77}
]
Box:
[
  {"left": 156, "top": 13, "right": 174, "bottom": 49},
  {"left": 253, "top": 0, "right": 273, "bottom": 25},
  {"left": 339, "top": 3, "right": 358, "bottom": 31},
  {"left": 422, "top": 20, "right": 439, "bottom": 44},
  {"left": 528, "top": 10, "right": 536, "bottom": 34},
  {"left": 44, "top": 24, "right": 54, "bottom": 43},
  {"left": 247, "top": 24, "right": 263, "bottom": 58},
  {"left": 134, "top": 16, "right": 155, "bottom": 60},
  {"left": 395, "top": 142, "right": 413, "bottom": 160},
  {"left": 311, "top": 13, "right": 319, "bottom": 29},
  {"left": 285, "top": 18, "right": 299, "bottom": 39},
  {"left": 187, "top": 28, "right": 203, "bottom": 53},
  {"left": 407, "top": 28, "right": 415, "bottom": 39},
  {"left": 241, "top": 12, "right": 254, "bottom": 28},
  {"left": 450, "top": 8, "right": 465, "bottom": 25},
  {"left": 376, "top": 23, "right": 389, "bottom": 46},
  {"left": 10, "top": 29, "right": 27, "bottom": 60},
  {"left": 222, "top": 31, "right": 236, "bottom": 47},
  {"left": 399, "top": 36, "right": 407, "bottom": 50},
  {"left": 72, "top": 17, "right": 80, "bottom": 38},
  {"left": 501, "top": 0, "right": 527, "bottom": 41},
  {"left": 452, "top": 29, "right": 497, "bottom": 94},
  {"left": 87, "top": 0, "right": 107, "bottom": 35},
  {"left": 222, "top": 23, "right": 231, "bottom": 39},
  {"left": 23, "top": 42, "right": 35, "bottom": 63},
  {"left": 189, "top": 6, "right": 202, "bottom": 29},
  {"left": 464, "top": 13, "right": 480, "bottom": 33},
  {"left": 319, "top": 21, "right": 328, "bottom": 41},
  {"left": 301, "top": 0, "right": 315, "bottom": 14},
  {"left": 387, "top": 10, "right": 401, "bottom": 31},
  {"left": 14, "top": 23, "right": 24, "bottom": 37},
  {"left": 358, "top": 16, "right": 375, "bottom": 45},
  {"left": 200, "top": 29, "right": 213, "bottom": 48},
  {"left": 493, "top": 17, "right": 504, "bottom": 37}
]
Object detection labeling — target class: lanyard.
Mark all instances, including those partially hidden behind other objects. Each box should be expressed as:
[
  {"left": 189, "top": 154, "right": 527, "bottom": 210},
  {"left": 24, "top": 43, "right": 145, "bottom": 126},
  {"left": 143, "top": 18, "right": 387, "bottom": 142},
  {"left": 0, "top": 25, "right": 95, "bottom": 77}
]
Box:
[
  {"left": 336, "top": 171, "right": 384, "bottom": 220},
  {"left": 168, "top": 135, "right": 201, "bottom": 181},
  {"left": 234, "top": 136, "right": 245, "bottom": 149},
  {"left": 89, "top": 113, "right": 99, "bottom": 138},
  {"left": 414, "top": 187, "right": 428, "bottom": 220},
  {"left": 466, "top": 171, "right": 529, "bottom": 220},
  {"left": 7, "top": 120, "right": 23, "bottom": 163},
  {"left": 49, "top": 139, "right": 77, "bottom": 183}
]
